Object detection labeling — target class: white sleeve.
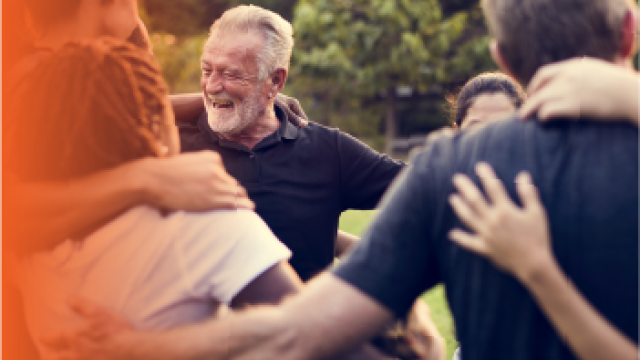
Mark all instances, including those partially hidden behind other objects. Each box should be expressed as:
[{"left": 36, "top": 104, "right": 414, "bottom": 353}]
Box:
[{"left": 175, "top": 209, "right": 291, "bottom": 305}]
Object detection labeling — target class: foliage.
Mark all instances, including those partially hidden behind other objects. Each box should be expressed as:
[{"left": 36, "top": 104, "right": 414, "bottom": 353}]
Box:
[
  {"left": 286, "top": 0, "right": 495, "bottom": 152},
  {"left": 151, "top": 33, "right": 208, "bottom": 93},
  {"left": 140, "top": 0, "right": 298, "bottom": 35}
]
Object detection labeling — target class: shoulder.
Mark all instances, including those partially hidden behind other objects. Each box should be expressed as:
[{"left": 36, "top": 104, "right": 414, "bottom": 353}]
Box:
[
  {"left": 170, "top": 208, "right": 272, "bottom": 238},
  {"left": 303, "top": 123, "right": 377, "bottom": 153}
]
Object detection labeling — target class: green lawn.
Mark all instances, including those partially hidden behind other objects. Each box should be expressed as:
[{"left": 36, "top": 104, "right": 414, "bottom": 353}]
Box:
[{"left": 339, "top": 210, "right": 458, "bottom": 360}]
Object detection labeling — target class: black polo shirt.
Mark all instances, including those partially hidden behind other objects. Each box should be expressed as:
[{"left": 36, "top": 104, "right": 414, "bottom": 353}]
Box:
[{"left": 178, "top": 106, "right": 404, "bottom": 281}]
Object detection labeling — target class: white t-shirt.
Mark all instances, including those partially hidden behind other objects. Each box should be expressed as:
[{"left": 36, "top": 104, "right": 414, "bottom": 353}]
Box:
[{"left": 17, "top": 206, "right": 291, "bottom": 356}]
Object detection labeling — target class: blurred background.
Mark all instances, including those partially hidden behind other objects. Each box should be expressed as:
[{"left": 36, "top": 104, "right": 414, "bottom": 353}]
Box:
[
  {"left": 143, "top": 0, "right": 639, "bottom": 157},
  {"left": 144, "top": 0, "right": 496, "bottom": 157}
]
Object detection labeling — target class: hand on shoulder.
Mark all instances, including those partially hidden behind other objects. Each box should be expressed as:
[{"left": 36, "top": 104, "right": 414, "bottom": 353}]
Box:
[
  {"left": 139, "top": 151, "right": 254, "bottom": 212},
  {"left": 519, "top": 57, "right": 639, "bottom": 126}
]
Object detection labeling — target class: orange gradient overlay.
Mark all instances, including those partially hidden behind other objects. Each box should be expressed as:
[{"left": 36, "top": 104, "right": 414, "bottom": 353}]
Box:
[
  {"left": 4, "top": 2, "right": 42, "bottom": 359},
  {"left": 3, "top": 2, "right": 167, "bottom": 359}
]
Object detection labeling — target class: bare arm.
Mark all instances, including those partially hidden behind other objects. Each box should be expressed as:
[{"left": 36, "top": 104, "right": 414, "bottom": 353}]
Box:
[
  {"left": 230, "top": 261, "right": 303, "bottom": 308},
  {"left": 448, "top": 163, "right": 638, "bottom": 360},
  {"left": 169, "top": 274, "right": 394, "bottom": 360},
  {"left": 519, "top": 58, "right": 639, "bottom": 126},
  {"left": 7, "top": 151, "right": 253, "bottom": 255},
  {"left": 336, "top": 230, "right": 360, "bottom": 257},
  {"left": 45, "top": 273, "right": 395, "bottom": 360},
  {"left": 170, "top": 93, "right": 206, "bottom": 122}
]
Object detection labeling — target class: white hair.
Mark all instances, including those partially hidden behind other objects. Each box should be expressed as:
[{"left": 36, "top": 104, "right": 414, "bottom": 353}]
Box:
[{"left": 209, "top": 5, "right": 294, "bottom": 80}]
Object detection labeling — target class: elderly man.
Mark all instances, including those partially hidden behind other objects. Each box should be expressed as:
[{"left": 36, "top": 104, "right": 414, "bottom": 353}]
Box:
[
  {"left": 178, "top": 5, "right": 404, "bottom": 281},
  {"left": 50, "top": 0, "right": 638, "bottom": 360}
]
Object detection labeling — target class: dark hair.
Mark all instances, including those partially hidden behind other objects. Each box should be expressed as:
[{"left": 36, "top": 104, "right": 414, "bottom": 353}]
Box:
[
  {"left": 482, "top": 0, "right": 630, "bottom": 84},
  {"left": 448, "top": 72, "right": 526, "bottom": 127},
  {"left": 8, "top": 38, "right": 171, "bottom": 181}
]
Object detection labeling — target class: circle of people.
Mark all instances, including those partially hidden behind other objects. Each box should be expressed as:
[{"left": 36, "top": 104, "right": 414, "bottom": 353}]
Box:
[{"left": 6, "top": 1, "right": 639, "bottom": 360}]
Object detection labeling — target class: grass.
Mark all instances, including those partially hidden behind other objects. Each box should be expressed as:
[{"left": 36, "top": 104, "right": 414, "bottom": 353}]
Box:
[{"left": 339, "top": 210, "right": 458, "bottom": 360}]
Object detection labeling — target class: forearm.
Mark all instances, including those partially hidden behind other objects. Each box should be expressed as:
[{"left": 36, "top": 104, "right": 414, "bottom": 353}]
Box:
[
  {"left": 522, "top": 258, "right": 638, "bottom": 360},
  {"left": 336, "top": 230, "right": 360, "bottom": 257},
  {"left": 6, "top": 160, "right": 151, "bottom": 254},
  {"left": 110, "top": 308, "right": 386, "bottom": 360},
  {"left": 112, "top": 307, "right": 297, "bottom": 360},
  {"left": 170, "top": 93, "right": 204, "bottom": 122}
]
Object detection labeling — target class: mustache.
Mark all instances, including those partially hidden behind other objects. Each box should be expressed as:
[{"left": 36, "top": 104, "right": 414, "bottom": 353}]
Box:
[{"left": 207, "top": 93, "right": 234, "bottom": 103}]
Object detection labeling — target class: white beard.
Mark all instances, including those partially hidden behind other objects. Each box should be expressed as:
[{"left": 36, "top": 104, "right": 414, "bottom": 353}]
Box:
[{"left": 205, "top": 86, "right": 265, "bottom": 136}]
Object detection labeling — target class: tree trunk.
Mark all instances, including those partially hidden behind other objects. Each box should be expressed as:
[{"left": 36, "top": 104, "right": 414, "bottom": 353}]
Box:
[{"left": 384, "top": 87, "right": 398, "bottom": 157}]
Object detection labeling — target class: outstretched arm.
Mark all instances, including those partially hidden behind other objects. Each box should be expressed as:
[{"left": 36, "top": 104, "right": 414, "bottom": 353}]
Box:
[
  {"left": 44, "top": 274, "right": 395, "bottom": 360},
  {"left": 448, "top": 163, "right": 638, "bottom": 360}
]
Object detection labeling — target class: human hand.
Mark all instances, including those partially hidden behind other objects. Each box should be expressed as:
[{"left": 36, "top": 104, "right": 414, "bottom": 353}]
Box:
[
  {"left": 141, "top": 151, "right": 254, "bottom": 212},
  {"left": 372, "top": 300, "right": 445, "bottom": 360},
  {"left": 448, "top": 162, "right": 554, "bottom": 283},
  {"left": 275, "top": 93, "right": 309, "bottom": 127},
  {"left": 405, "top": 300, "right": 446, "bottom": 360},
  {"left": 519, "top": 57, "right": 639, "bottom": 126},
  {"left": 42, "top": 297, "right": 137, "bottom": 360}
]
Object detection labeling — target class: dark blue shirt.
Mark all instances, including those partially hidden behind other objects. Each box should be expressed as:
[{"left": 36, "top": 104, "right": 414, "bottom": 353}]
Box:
[
  {"left": 179, "top": 107, "right": 404, "bottom": 281},
  {"left": 334, "top": 117, "right": 638, "bottom": 360}
]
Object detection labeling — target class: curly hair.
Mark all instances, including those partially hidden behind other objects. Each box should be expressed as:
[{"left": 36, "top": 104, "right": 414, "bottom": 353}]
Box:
[{"left": 8, "top": 38, "right": 172, "bottom": 181}]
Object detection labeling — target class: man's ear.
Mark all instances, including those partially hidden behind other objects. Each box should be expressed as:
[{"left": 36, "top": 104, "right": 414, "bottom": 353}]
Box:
[
  {"left": 270, "top": 68, "right": 287, "bottom": 97},
  {"left": 619, "top": 8, "right": 638, "bottom": 59},
  {"left": 489, "top": 39, "right": 517, "bottom": 79}
]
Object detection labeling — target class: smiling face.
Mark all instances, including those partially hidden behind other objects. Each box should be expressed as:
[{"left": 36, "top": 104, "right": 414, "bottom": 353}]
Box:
[
  {"left": 460, "top": 92, "right": 517, "bottom": 130},
  {"left": 200, "top": 31, "right": 272, "bottom": 135}
]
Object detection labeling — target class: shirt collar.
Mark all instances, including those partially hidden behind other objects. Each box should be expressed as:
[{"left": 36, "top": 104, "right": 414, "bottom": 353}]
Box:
[
  {"left": 274, "top": 103, "right": 300, "bottom": 140},
  {"left": 197, "top": 103, "right": 299, "bottom": 144}
]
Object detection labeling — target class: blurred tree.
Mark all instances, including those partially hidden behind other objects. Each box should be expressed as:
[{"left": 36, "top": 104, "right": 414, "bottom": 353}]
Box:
[
  {"left": 288, "top": 0, "right": 494, "bottom": 154},
  {"left": 140, "top": 0, "right": 298, "bottom": 35},
  {"left": 439, "top": 0, "right": 479, "bottom": 17},
  {"left": 151, "top": 33, "right": 208, "bottom": 93}
]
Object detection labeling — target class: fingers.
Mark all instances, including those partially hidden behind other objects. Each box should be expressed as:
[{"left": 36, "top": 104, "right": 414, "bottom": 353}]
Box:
[
  {"left": 526, "top": 62, "right": 562, "bottom": 96},
  {"left": 288, "top": 98, "right": 309, "bottom": 121},
  {"left": 448, "top": 194, "right": 485, "bottom": 234},
  {"left": 68, "top": 296, "right": 105, "bottom": 321},
  {"left": 274, "top": 94, "right": 309, "bottom": 127},
  {"left": 452, "top": 173, "right": 489, "bottom": 215},
  {"left": 518, "top": 91, "right": 543, "bottom": 120},
  {"left": 515, "top": 171, "right": 542, "bottom": 212},
  {"left": 448, "top": 229, "right": 487, "bottom": 256},
  {"left": 236, "top": 197, "right": 256, "bottom": 210},
  {"left": 475, "top": 163, "right": 509, "bottom": 205},
  {"left": 536, "top": 98, "right": 580, "bottom": 121}
]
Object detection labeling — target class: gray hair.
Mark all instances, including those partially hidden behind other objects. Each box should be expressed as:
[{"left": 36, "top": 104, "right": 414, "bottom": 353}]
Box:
[{"left": 209, "top": 5, "right": 294, "bottom": 80}]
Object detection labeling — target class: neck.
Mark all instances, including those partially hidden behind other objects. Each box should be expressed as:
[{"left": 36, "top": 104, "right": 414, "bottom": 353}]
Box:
[{"left": 220, "top": 102, "right": 280, "bottom": 149}]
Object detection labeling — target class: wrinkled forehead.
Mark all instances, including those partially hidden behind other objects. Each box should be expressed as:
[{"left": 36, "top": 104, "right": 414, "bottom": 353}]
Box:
[{"left": 202, "top": 31, "right": 264, "bottom": 63}]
